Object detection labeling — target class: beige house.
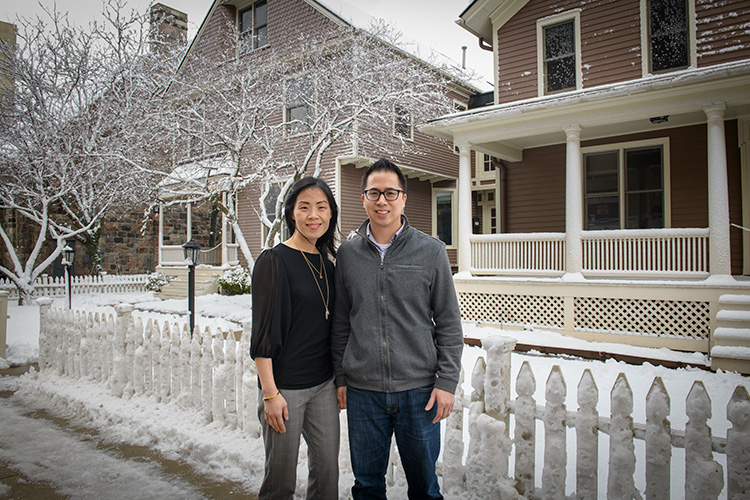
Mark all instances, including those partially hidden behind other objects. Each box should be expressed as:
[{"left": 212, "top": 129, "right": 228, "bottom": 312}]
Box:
[{"left": 423, "top": 0, "right": 750, "bottom": 372}]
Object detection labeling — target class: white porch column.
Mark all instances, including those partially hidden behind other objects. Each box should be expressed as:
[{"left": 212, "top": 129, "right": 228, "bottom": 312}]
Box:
[
  {"left": 158, "top": 202, "right": 164, "bottom": 266},
  {"left": 221, "top": 193, "right": 229, "bottom": 267},
  {"left": 705, "top": 104, "right": 732, "bottom": 276},
  {"left": 458, "top": 143, "right": 472, "bottom": 273},
  {"left": 564, "top": 125, "right": 583, "bottom": 275}
]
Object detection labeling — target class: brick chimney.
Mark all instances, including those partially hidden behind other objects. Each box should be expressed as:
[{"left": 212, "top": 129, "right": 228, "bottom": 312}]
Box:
[{"left": 149, "top": 4, "right": 188, "bottom": 51}]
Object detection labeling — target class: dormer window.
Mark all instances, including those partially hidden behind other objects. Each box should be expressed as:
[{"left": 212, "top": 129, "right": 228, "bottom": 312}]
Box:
[
  {"left": 648, "top": 0, "right": 689, "bottom": 73},
  {"left": 239, "top": 1, "right": 267, "bottom": 53}
]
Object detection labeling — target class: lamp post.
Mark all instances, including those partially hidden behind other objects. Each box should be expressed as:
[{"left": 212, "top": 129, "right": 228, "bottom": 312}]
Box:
[
  {"left": 182, "top": 239, "right": 201, "bottom": 338},
  {"left": 62, "top": 243, "right": 75, "bottom": 310}
]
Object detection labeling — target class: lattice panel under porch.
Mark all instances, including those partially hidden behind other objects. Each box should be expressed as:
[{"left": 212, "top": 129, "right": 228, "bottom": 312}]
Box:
[
  {"left": 458, "top": 292, "right": 564, "bottom": 329},
  {"left": 575, "top": 297, "right": 710, "bottom": 340}
]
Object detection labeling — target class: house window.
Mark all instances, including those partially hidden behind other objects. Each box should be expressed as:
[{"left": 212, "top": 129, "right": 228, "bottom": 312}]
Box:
[
  {"left": 188, "top": 116, "right": 203, "bottom": 158},
  {"left": 239, "top": 1, "right": 267, "bottom": 53},
  {"left": 537, "top": 12, "right": 580, "bottom": 96},
  {"left": 433, "top": 189, "right": 456, "bottom": 248},
  {"left": 261, "top": 180, "right": 289, "bottom": 244},
  {"left": 583, "top": 141, "right": 668, "bottom": 230},
  {"left": 285, "top": 76, "right": 314, "bottom": 135},
  {"left": 475, "top": 152, "right": 496, "bottom": 180},
  {"left": 394, "top": 104, "right": 413, "bottom": 140},
  {"left": 648, "top": 0, "right": 689, "bottom": 72},
  {"left": 544, "top": 20, "right": 575, "bottom": 93}
]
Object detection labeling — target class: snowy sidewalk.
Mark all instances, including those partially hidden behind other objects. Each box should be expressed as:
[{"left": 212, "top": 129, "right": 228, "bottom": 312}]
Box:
[{"left": 0, "top": 369, "right": 256, "bottom": 500}]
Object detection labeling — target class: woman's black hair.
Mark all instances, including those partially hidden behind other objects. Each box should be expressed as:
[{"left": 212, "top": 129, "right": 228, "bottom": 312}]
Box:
[{"left": 284, "top": 176, "right": 339, "bottom": 258}]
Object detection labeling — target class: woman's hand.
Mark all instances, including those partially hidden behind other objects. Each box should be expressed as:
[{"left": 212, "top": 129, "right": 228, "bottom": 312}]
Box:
[
  {"left": 264, "top": 393, "right": 289, "bottom": 433},
  {"left": 336, "top": 386, "right": 347, "bottom": 410}
]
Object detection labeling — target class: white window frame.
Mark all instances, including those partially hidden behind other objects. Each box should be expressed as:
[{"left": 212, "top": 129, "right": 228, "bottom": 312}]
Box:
[
  {"left": 238, "top": 0, "right": 268, "bottom": 54},
  {"left": 432, "top": 187, "right": 457, "bottom": 249},
  {"left": 284, "top": 74, "right": 315, "bottom": 137},
  {"left": 475, "top": 152, "right": 496, "bottom": 181},
  {"left": 393, "top": 103, "right": 414, "bottom": 141},
  {"left": 640, "top": 0, "right": 696, "bottom": 76},
  {"left": 536, "top": 10, "right": 582, "bottom": 97},
  {"left": 260, "top": 178, "right": 289, "bottom": 245},
  {"left": 582, "top": 137, "right": 672, "bottom": 230}
]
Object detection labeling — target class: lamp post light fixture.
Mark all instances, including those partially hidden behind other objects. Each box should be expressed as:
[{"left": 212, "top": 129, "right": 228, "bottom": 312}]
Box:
[
  {"left": 182, "top": 239, "right": 201, "bottom": 338},
  {"left": 62, "top": 243, "right": 75, "bottom": 310}
]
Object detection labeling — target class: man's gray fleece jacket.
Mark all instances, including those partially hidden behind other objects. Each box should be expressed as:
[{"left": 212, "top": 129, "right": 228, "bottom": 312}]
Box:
[{"left": 331, "top": 218, "right": 464, "bottom": 394}]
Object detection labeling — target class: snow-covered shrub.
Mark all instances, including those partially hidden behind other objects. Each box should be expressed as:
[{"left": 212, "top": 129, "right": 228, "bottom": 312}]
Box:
[
  {"left": 217, "top": 267, "right": 252, "bottom": 295},
  {"left": 145, "top": 273, "right": 171, "bottom": 292}
]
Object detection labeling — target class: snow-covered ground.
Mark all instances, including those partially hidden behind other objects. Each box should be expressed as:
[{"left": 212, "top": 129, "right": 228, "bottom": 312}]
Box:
[{"left": 1, "top": 292, "right": 748, "bottom": 498}]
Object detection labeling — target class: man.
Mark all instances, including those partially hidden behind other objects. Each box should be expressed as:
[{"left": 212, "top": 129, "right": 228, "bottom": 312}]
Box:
[{"left": 331, "top": 158, "right": 464, "bottom": 499}]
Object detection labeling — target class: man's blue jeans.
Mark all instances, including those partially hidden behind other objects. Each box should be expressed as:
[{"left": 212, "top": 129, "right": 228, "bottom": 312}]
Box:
[{"left": 347, "top": 385, "right": 442, "bottom": 500}]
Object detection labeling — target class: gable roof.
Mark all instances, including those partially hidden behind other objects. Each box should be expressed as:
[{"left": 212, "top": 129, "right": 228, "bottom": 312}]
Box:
[
  {"left": 178, "top": 0, "right": 484, "bottom": 94},
  {"left": 457, "top": 0, "right": 530, "bottom": 46}
]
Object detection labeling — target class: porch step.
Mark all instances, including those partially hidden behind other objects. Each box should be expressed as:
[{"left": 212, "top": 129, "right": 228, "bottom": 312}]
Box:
[
  {"left": 711, "top": 294, "right": 750, "bottom": 374},
  {"left": 155, "top": 266, "right": 221, "bottom": 300},
  {"left": 719, "top": 294, "right": 750, "bottom": 311},
  {"left": 715, "top": 309, "right": 750, "bottom": 328},
  {"left": 713, "top": 327, "right": 750, "bottom": 348}
]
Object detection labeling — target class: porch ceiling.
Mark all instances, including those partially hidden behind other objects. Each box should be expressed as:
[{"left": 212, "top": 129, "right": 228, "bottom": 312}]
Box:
[{"left": 421, "top": 60, "right": 750, "bottom": 162}]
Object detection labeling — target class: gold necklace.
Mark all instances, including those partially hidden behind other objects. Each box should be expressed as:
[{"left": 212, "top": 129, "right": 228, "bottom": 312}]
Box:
[{"left": 297, "top": 246, "right": 330, "bottom": 320}]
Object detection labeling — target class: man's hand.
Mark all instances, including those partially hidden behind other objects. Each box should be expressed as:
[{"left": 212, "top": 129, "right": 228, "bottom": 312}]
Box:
[
  {"left": 337, "top": 386, "right": 347, "bottom": 410},
  {"left": 425, "top": 387, "right": 454, "bottom": 424},
  {"left": 264, "top": 394, "right": 289, "bottom": 433}
]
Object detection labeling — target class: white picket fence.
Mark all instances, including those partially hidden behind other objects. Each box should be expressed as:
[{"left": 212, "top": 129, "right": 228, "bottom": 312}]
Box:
[
  {"left": 0, "top": 274, "right": 149, "bottom": 300},
  {"left": 36, "top": 302, "right": 750, "bottom": 499}
]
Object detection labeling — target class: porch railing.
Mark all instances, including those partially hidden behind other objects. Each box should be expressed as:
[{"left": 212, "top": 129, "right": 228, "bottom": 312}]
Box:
[
  {"left": 470, "top": 228, "right": 710, "bottom": 278},
  {"left": 581, "top": 228, "right": 709, "bottom": 277},
  {"left": 470, "top": 233, "right": 566, "bottom": 276},
  {"left": 160, "top": 243, "right": 239, "bottom": 267}
]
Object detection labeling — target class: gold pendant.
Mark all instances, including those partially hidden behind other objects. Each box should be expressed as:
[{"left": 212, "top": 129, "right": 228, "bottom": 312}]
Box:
[{"left": 325, "top": 310, "right": 329, "bottom": 320}]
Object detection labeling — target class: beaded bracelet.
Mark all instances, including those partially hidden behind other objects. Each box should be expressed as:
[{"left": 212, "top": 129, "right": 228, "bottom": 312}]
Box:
[{"left": 263, "top": 389, "right": 280, "bottom": 402}]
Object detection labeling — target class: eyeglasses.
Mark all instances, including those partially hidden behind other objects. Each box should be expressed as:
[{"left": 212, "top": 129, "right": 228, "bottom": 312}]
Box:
[{"left": 363, "top": 188, "right": 404, "bottom": 201}]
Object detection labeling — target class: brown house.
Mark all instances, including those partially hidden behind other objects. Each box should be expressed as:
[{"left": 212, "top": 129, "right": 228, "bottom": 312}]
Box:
[
  {"left": 154, "top": 0, "right": 481, "bottom": 296},
  {"left": 423, "top": 0, "right": 750, "bottom": 372}
]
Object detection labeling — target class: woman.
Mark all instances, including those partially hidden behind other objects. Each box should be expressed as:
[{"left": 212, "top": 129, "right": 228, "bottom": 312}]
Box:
[{"left": 251, "top": 176, "right": 339, "bottom": 500}]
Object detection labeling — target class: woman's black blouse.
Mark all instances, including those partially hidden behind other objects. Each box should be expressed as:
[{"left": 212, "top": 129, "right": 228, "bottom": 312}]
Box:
[{"left": 250, "top": 244, "right": 335, "bottom": 390}]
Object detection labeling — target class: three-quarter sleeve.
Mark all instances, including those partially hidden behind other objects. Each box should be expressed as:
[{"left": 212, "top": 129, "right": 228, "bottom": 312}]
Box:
[{"left": 250, "top": 249, "right": 290, "bottom": 360}]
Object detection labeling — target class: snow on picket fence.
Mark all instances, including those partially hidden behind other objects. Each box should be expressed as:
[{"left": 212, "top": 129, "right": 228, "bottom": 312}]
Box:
[
  {"left": 0, "top": 274, "right": 148, "bottom": 300},
  {"left": 36, "top": 300, "right": 750, "bottom": 499}
]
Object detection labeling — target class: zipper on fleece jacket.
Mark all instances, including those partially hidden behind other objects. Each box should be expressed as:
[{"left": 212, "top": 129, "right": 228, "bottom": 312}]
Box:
[{"left": 355, "top": 228, "right": 408, "bottom": 393}]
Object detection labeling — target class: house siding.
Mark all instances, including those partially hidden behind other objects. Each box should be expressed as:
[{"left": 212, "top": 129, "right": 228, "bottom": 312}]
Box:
[
  {"left": 495, "top": 0, "right": 750, "bottom": 104},
  {"left": 696, "top": 0, "right": 750, "bottom": 66}
]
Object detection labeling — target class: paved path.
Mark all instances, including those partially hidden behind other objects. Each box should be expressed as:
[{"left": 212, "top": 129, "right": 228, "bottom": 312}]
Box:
[{"left": 0, "top": 365, "right": 256, "bottom": 500}]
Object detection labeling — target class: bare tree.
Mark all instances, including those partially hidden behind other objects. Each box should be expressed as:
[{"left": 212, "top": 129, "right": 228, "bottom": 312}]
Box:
[
  {"left": 169, "top": 22, "right": 459, "bottom": 266},
  {"left": 0, "top": 1, "right": 179, "bottom": 303}
]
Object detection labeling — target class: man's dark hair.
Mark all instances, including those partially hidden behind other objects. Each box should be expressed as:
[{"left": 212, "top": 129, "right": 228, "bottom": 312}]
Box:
[{"left": 361, "top": 158, "right": 407, "bottom": 193}]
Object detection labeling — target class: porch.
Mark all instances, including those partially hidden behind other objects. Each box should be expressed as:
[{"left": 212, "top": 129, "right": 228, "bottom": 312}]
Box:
[
  {"left": 421, "top": 61, "right": 750, "bottom": 373},
  {"left": 456, "top": 228, "right": 750, "bottom": 373},
  {"left": 156, "top": 194, "right": 240, "bottom": 299}
]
